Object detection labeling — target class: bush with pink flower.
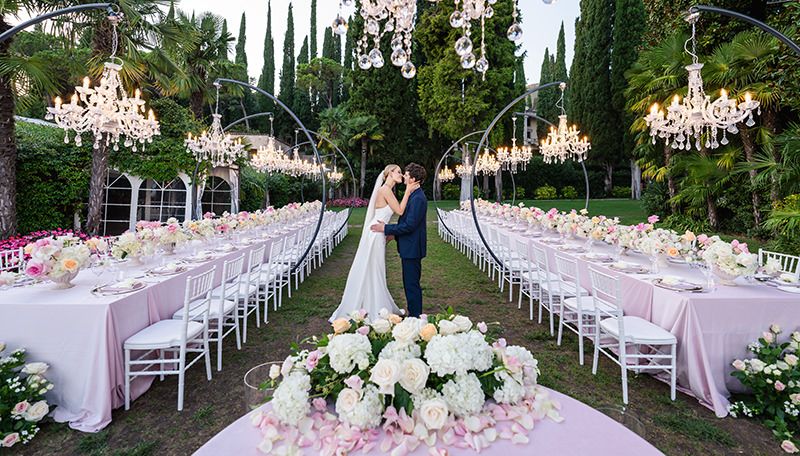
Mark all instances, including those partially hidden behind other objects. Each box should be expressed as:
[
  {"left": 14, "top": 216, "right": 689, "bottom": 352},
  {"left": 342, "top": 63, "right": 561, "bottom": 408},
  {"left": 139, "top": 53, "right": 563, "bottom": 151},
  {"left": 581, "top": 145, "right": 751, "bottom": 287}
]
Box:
[
  {"left": 327, "top": 197, "right": 370, "bottom": 208},
  {"left": 0, "top": 343, "right": 55, "bottom": 449},
  {"left": 729, "top": 325, "right": 800, "bottom": 453}
]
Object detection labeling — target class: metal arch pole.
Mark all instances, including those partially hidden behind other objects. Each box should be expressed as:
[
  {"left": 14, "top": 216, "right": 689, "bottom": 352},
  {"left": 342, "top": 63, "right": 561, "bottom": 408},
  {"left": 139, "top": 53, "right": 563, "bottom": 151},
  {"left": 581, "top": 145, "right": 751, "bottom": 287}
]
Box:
[
  {"left": 470, "top": 81, "right": 565, "bottom": 267},
  {"left": 433, "top": 130, "right": 488, "bottom": 238},
  {"left": 0, "top": 3, "right": 114, "bottom": 43},
  {"left": 689, "top": 5, "right": 800, "bottom": 57},
  {"left": 288, "top": 131, "right": 357, "bottom": 238},
  {"left": 214, "top": 78, "right": 324, "bottom": 276},
  {"left": 515, "top": 112, "right": 591, "bottom": 211},
  {"left": 222, "top": 112, "right": 274, "bottom": 132}
]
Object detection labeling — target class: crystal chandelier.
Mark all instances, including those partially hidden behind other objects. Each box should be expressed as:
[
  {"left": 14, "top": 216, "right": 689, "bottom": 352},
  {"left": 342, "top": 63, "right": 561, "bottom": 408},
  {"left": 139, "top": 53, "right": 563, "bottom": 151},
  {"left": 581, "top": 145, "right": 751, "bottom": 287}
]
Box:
[
  {"left": 644, "top": 13, "right": 759, "bottom": 151},
  {"left": 496, "top": 115, "right": 533, "bottom": 173},
  {"left": 46, "top": 12, "right": 159, "bottom": 152},
  {"left": 185, "top": 83, "right": 247, "bottom": 167},
  {"left": 438, "top": 165, "right": 455, "bottom": 182},
  {"left": 475, "top": 148, "right": 501, "bottom": 176},
  {"left": 327, "top": 165, "right": 344, "bottom": 184},
  {"left": 251, "top": 136, "right": 285, "bottom": 174},
  {"left": 332, "top": 0, "right": 351, "bottom": 36},
  {"left": 456, "top": 147, "right": 473, "bottom": 178},
  {"left": 540, "top": 83, "right": 591, "bottom": 164},
  {"left": 351, "top": 0, "right": 547, "bottom": 79}
]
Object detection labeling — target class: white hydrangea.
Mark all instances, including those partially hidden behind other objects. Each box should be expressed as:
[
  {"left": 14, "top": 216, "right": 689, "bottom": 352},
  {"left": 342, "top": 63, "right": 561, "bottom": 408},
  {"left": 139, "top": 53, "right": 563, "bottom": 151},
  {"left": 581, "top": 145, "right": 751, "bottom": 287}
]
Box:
[
  {"left": 327, "top": 333, "right": 372, "bottom": 374},
  {"left": 411, "top": 388, "right": 445, "bottom": 410},
  {"left": 505, "top": 345, "right": 539, "bottom": 385},
  {"left": 272, "top": 373, "right": 311, "bottom": 426},
  {"left": 378, "top": 341, "right": 421, "bottom": 362},
  {"left": 493, "top": 371, "right": 525, "bottom": 404},
  {"left": 335, "top": 385, "right": 384, "bottom": 429},
  {"left": 441, "top": 373, "right": 485, "bottom": 418},
  {"left": 424, "top": 331, "right": 493, "bottom": 376}
]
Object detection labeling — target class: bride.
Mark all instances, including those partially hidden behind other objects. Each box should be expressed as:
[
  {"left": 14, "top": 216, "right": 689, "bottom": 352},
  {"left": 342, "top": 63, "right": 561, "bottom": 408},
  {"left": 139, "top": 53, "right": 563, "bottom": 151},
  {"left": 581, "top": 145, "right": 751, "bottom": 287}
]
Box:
[{"left": 330, "top": 164, "right": 420, "bottom": 321}]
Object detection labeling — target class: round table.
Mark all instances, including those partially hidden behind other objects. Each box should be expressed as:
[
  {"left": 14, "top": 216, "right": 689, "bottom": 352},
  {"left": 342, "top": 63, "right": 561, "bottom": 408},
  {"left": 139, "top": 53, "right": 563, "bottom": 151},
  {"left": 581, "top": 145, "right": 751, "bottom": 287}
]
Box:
[{"left": 193, "top": 388, "right": 663, "bottom": 455}]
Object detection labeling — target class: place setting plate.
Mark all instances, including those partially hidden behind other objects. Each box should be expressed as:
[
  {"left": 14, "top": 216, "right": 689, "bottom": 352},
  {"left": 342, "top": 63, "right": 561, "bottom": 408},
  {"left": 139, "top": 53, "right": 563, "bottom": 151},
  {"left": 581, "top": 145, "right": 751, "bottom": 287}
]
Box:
[
  {"left": 652, "top": 276, "right": 706, "bottom": 293},
  {"left": 609, "top": 261, "right": 650, "bottom": 274},
  {"left": 213, "top": 244, "right": 238, "bottom": 253},
  {"left": 183, "top": 251, "right": 216, "bottom": 263},
  {"left": 582, "top": 252, "right": 614, "bottom": 263},
  {"left": 557, "top": 244, "right": 587, "bottom": 253},
  {"left": 540, "top": 238, "right": 562, "bottom": 245},
  {"left": 146, "top": 264, "right": 188, "bottom": 277},
  {"left": 92, "top": 280, "right": 147, "bottom": 296}
]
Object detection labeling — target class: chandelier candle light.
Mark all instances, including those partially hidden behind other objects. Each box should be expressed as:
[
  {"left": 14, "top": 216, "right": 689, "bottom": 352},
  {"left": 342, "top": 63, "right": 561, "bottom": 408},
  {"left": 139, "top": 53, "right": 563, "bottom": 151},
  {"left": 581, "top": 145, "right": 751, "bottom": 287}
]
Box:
[
  {"left": 496, "top": 115, "right": 533, "bottom": 173},
  {"left": 46, "top": 12, "right": 159, "bottom": 152},
  {"left": 644, "top": 12, "right": 760, "bottom": 151},
  {"left": 539, "top": 83, "right": 590, "bottom": 164},
  {"left": 438, "top": 164, "right": 456, "bottom": 182},
  {"left": 456, "top": 146, "right": 473, "bottom": 178},
  {"left": 185, "top": 83, "right": 247, "bottom": 167},
  {"left": 475, "top": 148, "right": 501, "bottom": 176}
]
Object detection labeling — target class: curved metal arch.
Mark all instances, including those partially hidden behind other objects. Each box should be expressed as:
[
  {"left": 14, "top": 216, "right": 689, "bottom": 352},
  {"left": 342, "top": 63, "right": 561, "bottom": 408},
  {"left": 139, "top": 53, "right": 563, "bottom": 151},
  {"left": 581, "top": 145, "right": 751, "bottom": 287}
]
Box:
[
  {"left": 214, "top": 78, "right": 325, "bottom": 276},
  {"left": 462, "top": 142, "right": 517, "bottom": 204},
  {"left": 689, "top": 5, "right": 800, "bottom": 57},
  {"left": 433, "top": 130, "right": 487, "bottom": 237},
  {"left": 0, "top": 3, "right": 114, "bottom": 43},
  {"left": 222, "top": 112, "right": 274, "bottom": 133},
  {"left": 470, "top": 81, "right": 565, "bottom": 267}
]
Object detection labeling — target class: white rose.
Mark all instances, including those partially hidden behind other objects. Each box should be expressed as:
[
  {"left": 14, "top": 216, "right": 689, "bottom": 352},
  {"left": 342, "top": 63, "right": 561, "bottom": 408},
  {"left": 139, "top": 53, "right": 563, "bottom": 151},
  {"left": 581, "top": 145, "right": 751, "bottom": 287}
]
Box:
[
  {"left": 750, "top": 359, "right": 766, "bottom": 373},
  {"left": 399, "top": 359, "right": 430, "bottom": 394},
  {"left": 22, "top": 362, "right": 48, "bottom": 376},
  {"left": 451, "top": 315, "right": 472, "bottom": 332},
  {"left": 269, "top": 364, "right": 281, "bottom": 380},
  {"left": 369, "top": 359, "right": 401, "bottom": 395},
  {"left": 371, "top": 319, "right": 392, "bottom": 334},
  {"left": 335, "top": 388, "right": 360, "bottom": 413},
  {"left": 22, "top": 400, "right": 49, "bottom": 422},
  {"left": 438, "top": 320, "right": 459, "bottom": 336},
  {"left": 392, "top": 318, "right": 422, "bottom": 343},
  {"left": 419, "top": 398, "right": 449, "bottom": 430}
]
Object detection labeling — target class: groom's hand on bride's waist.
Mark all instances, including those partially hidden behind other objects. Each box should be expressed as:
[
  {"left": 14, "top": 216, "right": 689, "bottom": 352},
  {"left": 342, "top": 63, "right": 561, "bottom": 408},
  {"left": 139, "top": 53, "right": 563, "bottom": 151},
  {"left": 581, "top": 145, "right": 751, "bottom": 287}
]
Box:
[
  {"left": 386, "top": 235, "right": 395, "bottom": 243},
  {"left": 371, "top": 221, "right": 385, "bottom": 233}
]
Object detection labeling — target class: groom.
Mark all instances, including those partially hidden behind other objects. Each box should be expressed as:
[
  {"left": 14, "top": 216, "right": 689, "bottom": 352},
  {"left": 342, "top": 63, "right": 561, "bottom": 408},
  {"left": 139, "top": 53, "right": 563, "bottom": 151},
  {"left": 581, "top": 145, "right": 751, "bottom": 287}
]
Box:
[{"left": 371, "top": 163, "right": 427, "bottom": 317}]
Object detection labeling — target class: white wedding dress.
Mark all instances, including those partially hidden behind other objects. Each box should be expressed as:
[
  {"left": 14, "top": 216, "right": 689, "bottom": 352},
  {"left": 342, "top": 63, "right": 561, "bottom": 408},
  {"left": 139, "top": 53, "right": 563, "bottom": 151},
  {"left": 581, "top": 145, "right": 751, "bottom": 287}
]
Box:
[{"left": 330, "top": 176, "right": 401, "bottom": 321}]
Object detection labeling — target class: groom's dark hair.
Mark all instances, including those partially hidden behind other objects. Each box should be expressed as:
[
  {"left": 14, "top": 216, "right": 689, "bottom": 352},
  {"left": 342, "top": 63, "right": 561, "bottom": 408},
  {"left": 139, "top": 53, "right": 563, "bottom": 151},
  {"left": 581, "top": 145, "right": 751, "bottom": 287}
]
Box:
[{"left": 406, "top": 163, "right": 427, "bottom": 184}]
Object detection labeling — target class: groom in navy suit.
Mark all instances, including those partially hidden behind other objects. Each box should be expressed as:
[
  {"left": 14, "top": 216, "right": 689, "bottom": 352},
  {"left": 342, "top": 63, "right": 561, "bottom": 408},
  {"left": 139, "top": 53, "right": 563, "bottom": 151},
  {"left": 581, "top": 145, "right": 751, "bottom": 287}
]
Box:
[{"left": 371, "top": 163, "right": 427, "bottom": 317}]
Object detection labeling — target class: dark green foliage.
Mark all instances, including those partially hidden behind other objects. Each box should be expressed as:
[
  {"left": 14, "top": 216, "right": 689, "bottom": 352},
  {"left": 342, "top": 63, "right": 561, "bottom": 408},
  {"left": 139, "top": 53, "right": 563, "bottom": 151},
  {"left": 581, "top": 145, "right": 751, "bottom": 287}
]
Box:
[
  {"left": 442, "top": 183, "right": 460, "bottom": 200},
  {"left": 310, "top": 0, "right": 318, "bottom": 59},
  {"left": 293, "top": 37, "right": 313, "bottom": 128},
  {"left": 535, "top": 185, "right": 558, "bottom": 200},
  {"left": 611, "top": 186, "right": 631, "bottom": 198},
  {"left": 276, "top": 4, "right": 296, "bottom": 140},
  {"left": 258, "top": 1, "right": 276, "bottom": 122},
  {"left": 234, "top": 12, "right": 247, "bottom": 70},
  {"left": 640, "top": 181, "right": 669, "bottom": 218},
  {"left": 561, "top": 186, "right": 578, "bottom": 199},
  {"left": 15, "top": 123, "right": 92, "bottom": 233}
]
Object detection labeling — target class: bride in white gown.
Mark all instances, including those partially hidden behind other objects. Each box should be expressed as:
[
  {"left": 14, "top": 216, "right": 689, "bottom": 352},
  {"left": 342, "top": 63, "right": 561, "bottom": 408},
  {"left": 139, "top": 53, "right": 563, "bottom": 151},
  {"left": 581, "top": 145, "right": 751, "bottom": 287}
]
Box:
[{"left": 330, "top": 164, "right": 420, "bottom": 321}]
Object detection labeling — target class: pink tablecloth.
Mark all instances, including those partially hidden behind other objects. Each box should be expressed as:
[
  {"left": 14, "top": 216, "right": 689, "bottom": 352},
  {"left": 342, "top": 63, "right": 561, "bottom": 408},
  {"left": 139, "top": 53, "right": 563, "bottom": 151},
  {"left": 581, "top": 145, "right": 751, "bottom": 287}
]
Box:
[
  {"left": 193, "top": 388, "right": 662, "bottom": 455},
  {"left": 0, "top": 224, "right": 307, "bottom": 432},
  {"left": 453, "top": 212, "right": 800, "bottom": 417}
]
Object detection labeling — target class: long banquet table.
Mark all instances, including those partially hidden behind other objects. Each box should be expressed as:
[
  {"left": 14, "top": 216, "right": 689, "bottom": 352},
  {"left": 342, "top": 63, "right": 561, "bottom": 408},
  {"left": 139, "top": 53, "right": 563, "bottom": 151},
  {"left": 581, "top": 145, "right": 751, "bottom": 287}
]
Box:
[
  {"left": 193, "top": 388, "right": 663, "bottom": 455},
  {"left": 450, "top": 211, "right": 800, "bottom": 417},
  {"left": 0, "top": 222, "right": 309, "bottom": 432}
]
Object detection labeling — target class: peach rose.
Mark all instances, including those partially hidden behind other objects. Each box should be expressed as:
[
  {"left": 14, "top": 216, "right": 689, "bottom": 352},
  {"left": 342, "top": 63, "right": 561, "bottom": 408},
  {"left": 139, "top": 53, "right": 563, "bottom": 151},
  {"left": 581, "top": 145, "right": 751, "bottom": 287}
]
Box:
[
  {"left": 62, "top": 258, "right": 79, "bottom": 272},
  {"left": 419, "top": 323, "right": 438, "bottom": 342},
  {"left": 388, "top": 314, "right": 403, "bottom": 325},
  {"left": 332, "top": 318, "right": 351, "bottom": 334}
]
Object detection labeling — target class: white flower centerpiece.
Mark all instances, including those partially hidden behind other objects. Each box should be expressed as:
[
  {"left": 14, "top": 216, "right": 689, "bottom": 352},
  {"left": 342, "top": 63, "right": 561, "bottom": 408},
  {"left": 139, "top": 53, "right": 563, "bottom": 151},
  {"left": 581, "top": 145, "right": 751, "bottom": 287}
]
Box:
[
  {"left": 156, "top": 218, "right": 189, "bottom": 254},
  {"left": 22, "top": 235, "right": 92, "bottom": 289},
  {"left": 699, "top": 236, "right": 758, "bottom": 285},
  {"left": 251, "top": 309, "right": 562, "bottom": 454}
]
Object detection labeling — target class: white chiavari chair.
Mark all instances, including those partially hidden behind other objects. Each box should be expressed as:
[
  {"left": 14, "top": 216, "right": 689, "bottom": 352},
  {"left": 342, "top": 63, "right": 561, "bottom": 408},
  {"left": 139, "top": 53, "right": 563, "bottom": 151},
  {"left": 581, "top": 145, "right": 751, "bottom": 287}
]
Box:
[
  {"left": 176, "top": 254, "right": 244, "bottom": 371},
  {"left": 0, "top": 248, "right": 24, "bottom": 272},
  {"left": 555, "top": 253, "right": 603, "bottom": 365},
  {"left": 589, "top": 266, "right": 677, "bottom": 404},
  {"left": 124, "top": 267, "right": 215, "bottom": 411},
  {"left": 238, "top": 245, "right": 266, "bottom": 343},
  {"left": 759, "top": 249, "right": 800, "bottom": 278}
]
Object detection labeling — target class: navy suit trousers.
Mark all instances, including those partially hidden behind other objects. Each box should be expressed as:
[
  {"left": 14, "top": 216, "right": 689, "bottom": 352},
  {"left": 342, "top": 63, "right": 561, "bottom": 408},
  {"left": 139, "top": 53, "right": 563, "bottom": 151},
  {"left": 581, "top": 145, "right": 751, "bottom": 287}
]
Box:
[{"left": 401, "top": 258, "right": 422, "bottom": 317}]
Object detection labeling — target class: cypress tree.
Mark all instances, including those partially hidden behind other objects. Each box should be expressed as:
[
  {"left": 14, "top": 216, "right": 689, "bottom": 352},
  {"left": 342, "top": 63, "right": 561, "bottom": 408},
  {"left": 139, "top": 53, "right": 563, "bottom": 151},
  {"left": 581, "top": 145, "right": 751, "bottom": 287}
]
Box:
[
  {"left": 321, "top": 28, "right": 334, "bottom": 60},
  {"left": 310, "top": 0, "right": 318, "bottom": 59},
  {"left": 258, "top": 1, "right": 275, "bottom": 120},
  {"left": 611, "top": 0, "right": 646, "bottom": 153},
  {"left": 554, "top": 22, "right": 569, "bottom": 112},
  {"left": 277, "top": 3, "right": 296, "bottom": 139},
  {"left": 537, "top": 48, "right": 555, "bottom": 135},
  {"left": 340, "top": 21, "right": 355, "bottom": 102},
  {"left": 294, "top": 36, "right": 313, "bottom": 127},
  {"left": 235, "top": 12, "right": 248, "bottom": 71},
  {"left": 220, "top": 19, "right": 229, "bottom": 61}
]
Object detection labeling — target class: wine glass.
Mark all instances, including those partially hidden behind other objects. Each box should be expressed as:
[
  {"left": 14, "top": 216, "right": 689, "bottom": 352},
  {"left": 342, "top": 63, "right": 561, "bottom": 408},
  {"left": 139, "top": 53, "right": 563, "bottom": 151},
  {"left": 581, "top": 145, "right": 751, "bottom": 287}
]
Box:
[{"left": 90, "top": 254, "right": 107, "bottom": 288}]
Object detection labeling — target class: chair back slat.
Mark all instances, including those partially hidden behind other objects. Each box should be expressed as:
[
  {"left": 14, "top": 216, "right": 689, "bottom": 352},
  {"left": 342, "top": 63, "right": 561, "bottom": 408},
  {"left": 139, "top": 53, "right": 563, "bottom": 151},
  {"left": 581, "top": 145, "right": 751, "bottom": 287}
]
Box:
[
  {"left": 759, "top": 249, "right": 800, "bottom": 277},
  {"left": 588, "top": 266, "right": 622, "bottom": 317},
  {"left": 182, "top": 266, "right": 216, "bottom": 325},
  {"left": 0, "top": 248, "right": 23, "bottom": 272}
]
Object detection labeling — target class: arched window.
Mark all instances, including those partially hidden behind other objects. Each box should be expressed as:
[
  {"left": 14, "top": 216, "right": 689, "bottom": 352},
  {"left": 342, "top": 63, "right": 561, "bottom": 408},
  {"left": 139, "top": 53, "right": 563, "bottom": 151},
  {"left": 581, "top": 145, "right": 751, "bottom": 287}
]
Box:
[
  {"left": 137, "top": 178, "right": 187, "bottom": 222},
  {"left": 102, "top": 171, "right": 132, "bottom": 236},
  {"left": 202, "top": 176, "right": 232, "bottom": 215}
]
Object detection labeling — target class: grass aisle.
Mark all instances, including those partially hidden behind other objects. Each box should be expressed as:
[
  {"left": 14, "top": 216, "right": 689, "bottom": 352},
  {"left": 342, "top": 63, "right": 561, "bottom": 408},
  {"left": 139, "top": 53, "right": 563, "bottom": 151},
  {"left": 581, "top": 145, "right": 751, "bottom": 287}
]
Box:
[{"left": 16, "top": 206, "right": 777, "bottom": 456}]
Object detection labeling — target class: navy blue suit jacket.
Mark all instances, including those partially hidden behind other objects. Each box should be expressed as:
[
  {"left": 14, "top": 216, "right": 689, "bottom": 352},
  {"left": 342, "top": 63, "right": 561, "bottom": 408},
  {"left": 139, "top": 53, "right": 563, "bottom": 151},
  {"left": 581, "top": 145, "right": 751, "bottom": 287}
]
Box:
[{"left": 384, "top": 188, "right": 427, "bottom": 259}]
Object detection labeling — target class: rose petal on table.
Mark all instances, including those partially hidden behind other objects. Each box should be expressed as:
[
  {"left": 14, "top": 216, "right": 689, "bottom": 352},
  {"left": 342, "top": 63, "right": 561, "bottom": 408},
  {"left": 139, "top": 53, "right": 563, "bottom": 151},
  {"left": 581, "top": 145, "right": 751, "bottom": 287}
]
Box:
[{"left": 511, "top": 433, "right": 530, "bottom": 445}]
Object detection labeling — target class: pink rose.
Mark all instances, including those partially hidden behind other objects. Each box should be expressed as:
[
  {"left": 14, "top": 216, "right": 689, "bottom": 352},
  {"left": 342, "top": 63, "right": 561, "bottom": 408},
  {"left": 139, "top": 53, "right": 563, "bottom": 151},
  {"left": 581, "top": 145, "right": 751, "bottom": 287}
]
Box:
[
  {"left": 477, "top": 322, "right": 488, "bottom": 333},
  {"left": 1, "top": 433, "right": 19, "bottom": 448},
  {"left": 731, "top": 240, "right": 740, "bottom": 249},
  {"left": 356, "top": 326, "right": 370, "bottom": 336},
  {"left": 312, "top": 397, "right": 327, "bottom": 412},
  {"left": 732, "top": 360, "right": 746, "bottom": 371},
  {"left": 775, "top": 381, "right": 786, "bottom": 392},
  {"left": 763, "top": 332, "right": 775, "bottom": 344},
  {"left": 648, "top": 215, "right": 659, "bottom": 224},
  {"left": 344, "top": 375, "right": 363, "bottom": 391},
  {"left": 357, "top": 309, "right": 368, "bottom": 320},
  {"left": 25, "top": 261, "right": 47, "bottom": 278},
  {"left": 34, "top": 238, "right": 50, "bottom": 247},
  {"left": 781, "top": 440, "right": 799, "bottom": 453},
  {"left": 12, "top": 401, "right": 29, "bottom": 415},
  {"left": 493, "top": 338, "right": 507, "bottom": 351},
  {"left": 167, "top": 225, "right": 178, "bottom": 233},
  {"left": 697, "top": 234, "right": 708, "bottom": 244},
  {"left": 305, "top": 350, "right": 322, "bottom": 371}
]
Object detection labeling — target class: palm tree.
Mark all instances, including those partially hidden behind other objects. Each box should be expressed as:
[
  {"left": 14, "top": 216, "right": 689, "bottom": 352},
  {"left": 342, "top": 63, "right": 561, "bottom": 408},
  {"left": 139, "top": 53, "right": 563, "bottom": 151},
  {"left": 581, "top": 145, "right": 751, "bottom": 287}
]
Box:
[
  {"left": 670, "top": 147, "right": 739, "bottom": 229},
  {"left": 347, "top": 115, "right": 384, "bottom": 198}
]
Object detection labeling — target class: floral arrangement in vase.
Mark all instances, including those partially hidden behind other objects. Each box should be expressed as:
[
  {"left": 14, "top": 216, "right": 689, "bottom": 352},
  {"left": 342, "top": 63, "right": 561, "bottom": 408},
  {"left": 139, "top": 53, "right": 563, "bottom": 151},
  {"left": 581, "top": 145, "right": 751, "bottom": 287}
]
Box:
[
  {"left": 111, "top": 232, "right": 152, "bottom": 261},
  {"left": 0, "top": 343, "right": 55, "bottom": 448},
  {"left": 699, "top": 236, "right": 758, "bottom": 283},
  {"left": 156, "top": 218, "right": 189, "bottom": 253},
  {"left": 251, "top": 309, "right": 562, "bottom": 454},
  {"left": 729, "top": 325, "right": 800, "bottom": 454},
  {"left": 22, "top": 235, "right": 91, "bottom": 288}
]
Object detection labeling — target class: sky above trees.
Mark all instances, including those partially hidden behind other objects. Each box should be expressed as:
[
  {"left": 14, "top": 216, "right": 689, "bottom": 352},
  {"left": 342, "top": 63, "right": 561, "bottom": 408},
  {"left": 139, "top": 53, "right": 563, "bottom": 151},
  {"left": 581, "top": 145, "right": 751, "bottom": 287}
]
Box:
[{"left": 185, "top": 0, "right": 579, "bottom": 87}]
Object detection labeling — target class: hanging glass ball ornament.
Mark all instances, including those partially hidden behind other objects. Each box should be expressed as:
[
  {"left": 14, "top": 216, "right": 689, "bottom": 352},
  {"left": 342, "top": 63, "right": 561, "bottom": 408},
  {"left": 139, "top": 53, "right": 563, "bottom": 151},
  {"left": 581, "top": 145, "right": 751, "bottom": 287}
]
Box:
[
  {"left": 391, "top": 49, "right": 408, "bottom": 67},
  {"left": 341, "top": 0, "right": 354, "bottom": 6},
  {"left": 455, "top": 36, "right": 473, "bottom": 57},
  {"left": 332, "top": 15, "right": 348, "bottom": 36},
  {"left": 449, "top": 10, "right": 464, "bottom": 28},
  {"left": 507, "top": 23, "right": 523, "bottom": 42},
  {"left": 369, "top": 48, "right": 385, "bottom": 68},
  {"left": 484, "top": 6, "right": 494, "bottom": 18},
  {"left": 358, "top": 54, "right": 372, "bottom": 70},
  {"left": 475, "top": 56, "right": 489, "bottom": 74},
  {"left": 391, "top": 36, "right": 404, "bottom": 51},
  {"left": 461, "top": 53, "right": 476, "bottom": 69},
  {"left": 401, "top": 61, "right": 417, "bottom": 79}
]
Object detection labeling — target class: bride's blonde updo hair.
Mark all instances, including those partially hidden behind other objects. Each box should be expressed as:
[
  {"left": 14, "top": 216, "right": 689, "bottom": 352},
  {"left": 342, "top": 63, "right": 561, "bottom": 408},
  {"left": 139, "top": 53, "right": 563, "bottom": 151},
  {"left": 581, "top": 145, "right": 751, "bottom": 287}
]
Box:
[{"left": 383, "top": 164, "right": 400, "bottom": 180}]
